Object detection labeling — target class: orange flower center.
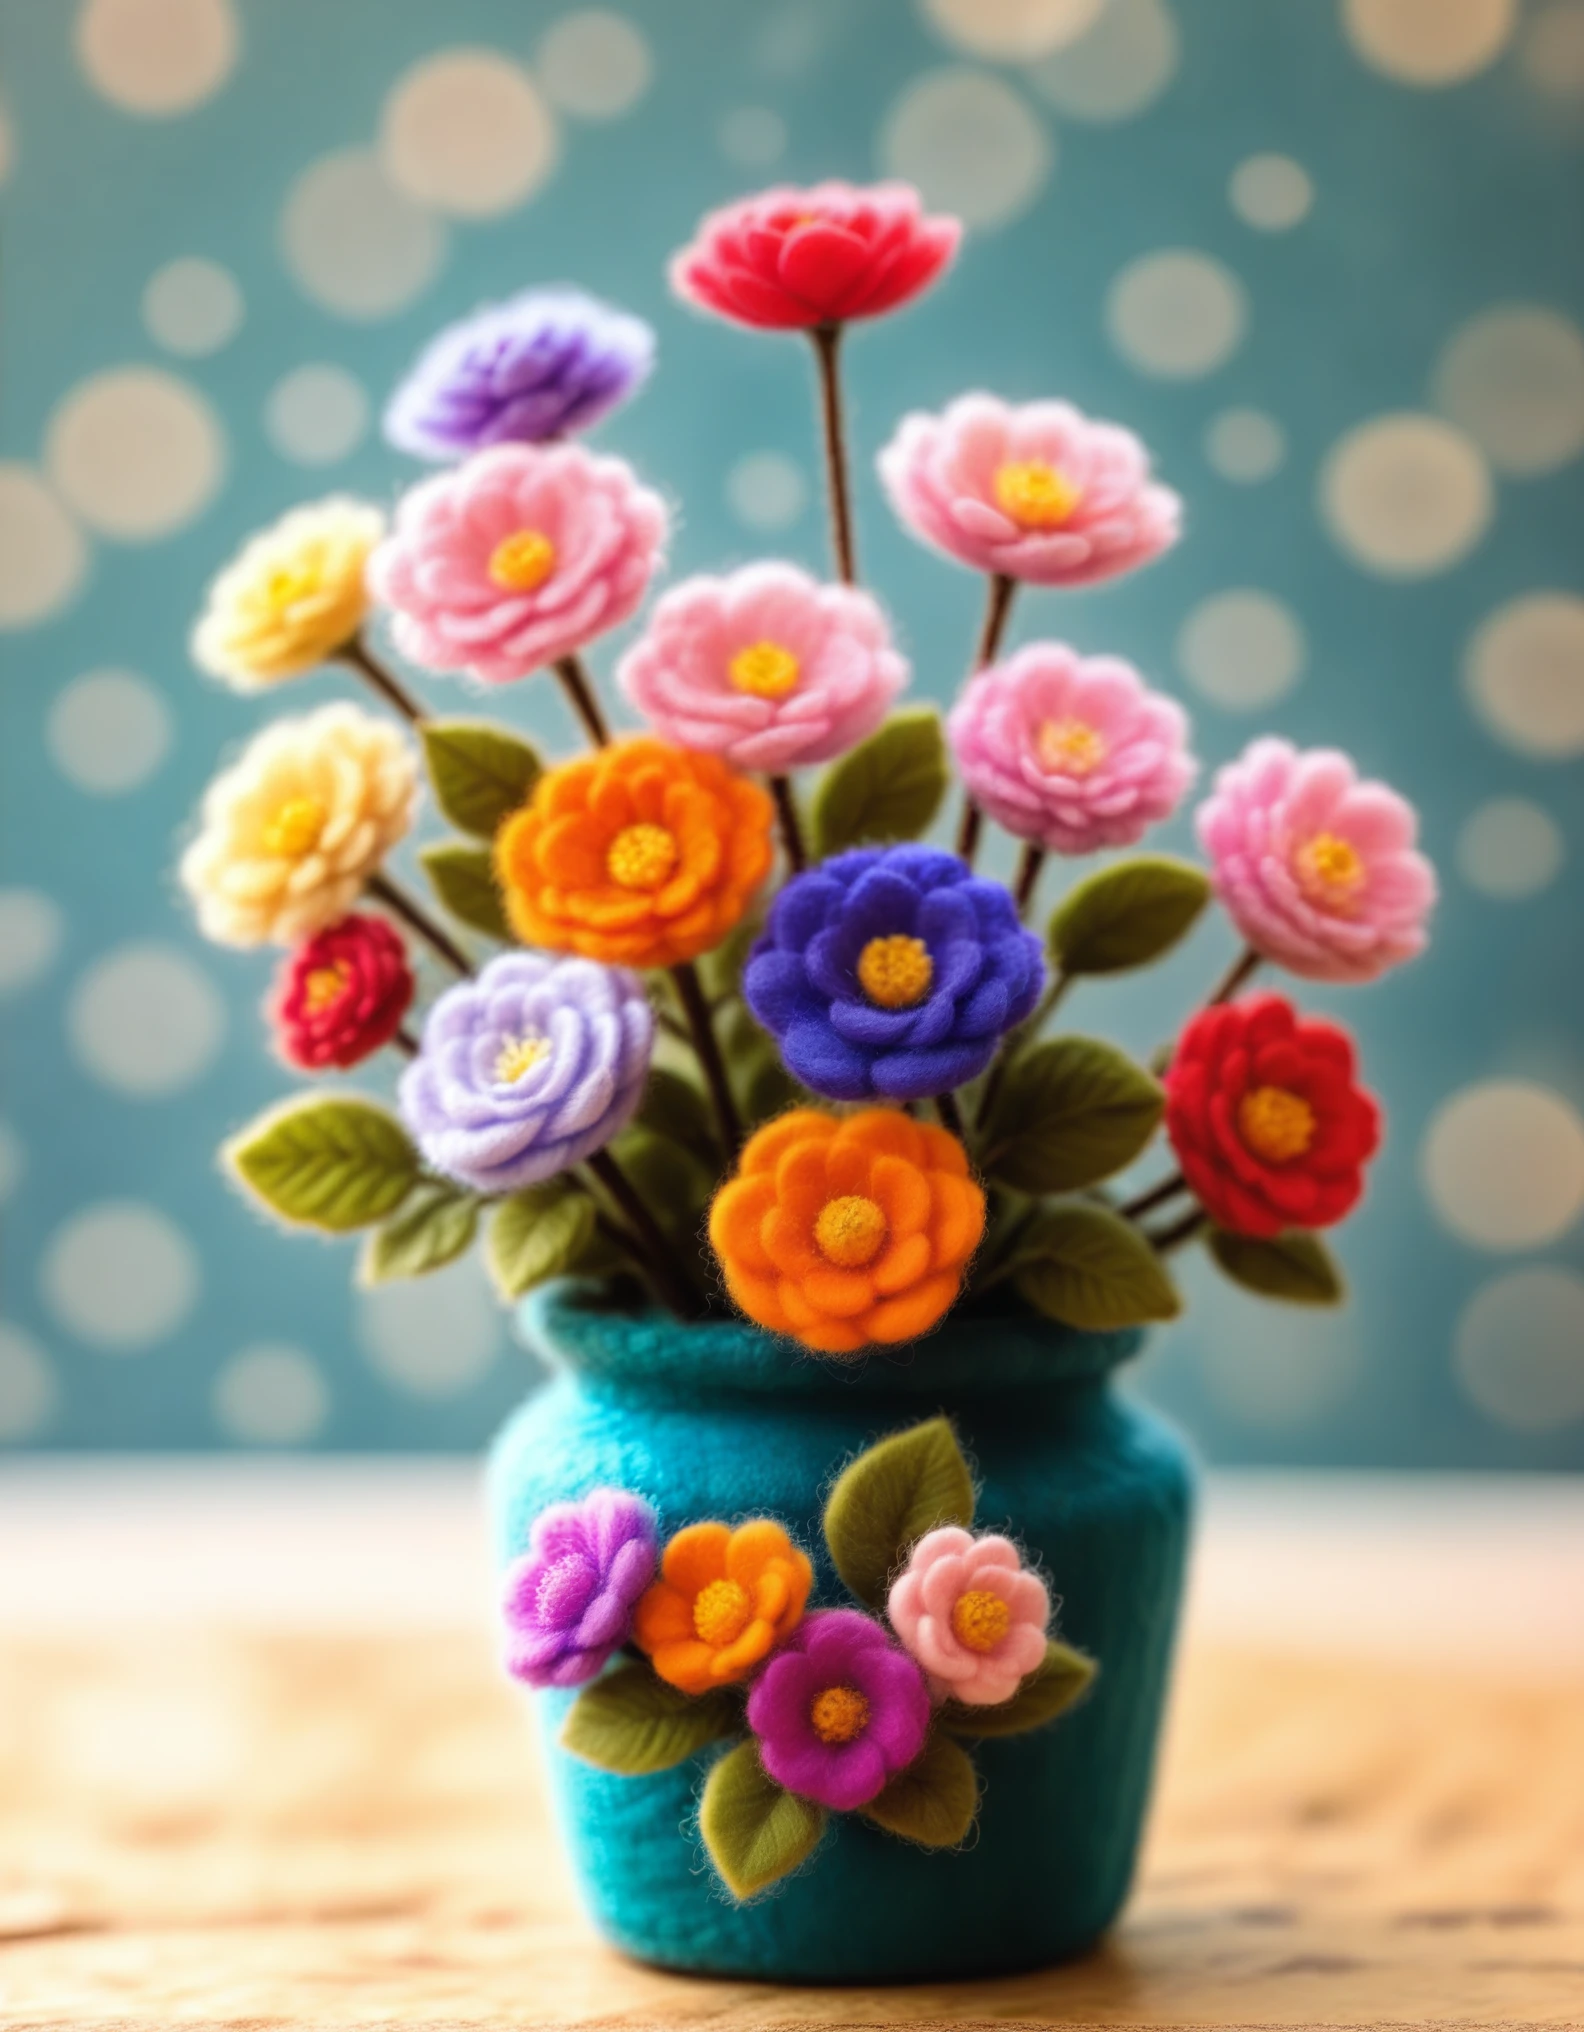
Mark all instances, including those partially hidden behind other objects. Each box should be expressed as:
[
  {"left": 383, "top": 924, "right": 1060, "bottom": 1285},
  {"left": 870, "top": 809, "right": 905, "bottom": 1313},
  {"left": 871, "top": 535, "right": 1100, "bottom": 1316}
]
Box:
[
  {"left": 606, "top": 822, "right": 679, "bottom": 890},
  {"left": 1295, "top": 831, "right": 1365, "bottom": 911},
  {"left": 951, "top": 1589, "right": 1011, "bottom": 1654},
  {"left": 728, "top": 640, "right": 801, "bottom": 699},
  {"left": 488, "top": 528, "right": 557, "bottom": 593},
  {"left": 857, "top": 934, "right": 933, "bottom": 1009},
  {"left": 301, "top": 960, "right": 350, "bottom": 1014},
  {"left": 1035, "top": 718, "right": 1105, "bottom": 777},
  {"left": 994, "top": 460, "right": 1083, "bottom": 530},
  {"left": 813, "top": 1194, "right": 888, "bottom": 1269},
  {"left": 263, "top": 795, "right": 326, "bottom": 858},
  {"left": 1238, "top": 1085, "right": 1316, "bottom": 1164},
  {"left": 809, "top": 1684, "right": 870, "bottom": 1745},
  {"left": 495, "top": 1031, "right": 551, "bottom": 1084},
  {"left": 693, "top": 1577, "right": 752, "bottom": 1648}
]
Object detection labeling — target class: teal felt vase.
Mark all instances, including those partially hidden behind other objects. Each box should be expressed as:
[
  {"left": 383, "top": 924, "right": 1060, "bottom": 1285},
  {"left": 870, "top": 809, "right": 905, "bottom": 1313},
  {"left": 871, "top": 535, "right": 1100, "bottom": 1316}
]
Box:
[{"left": 488, "top": 1281, "right": 1194, "bottom": 1984}]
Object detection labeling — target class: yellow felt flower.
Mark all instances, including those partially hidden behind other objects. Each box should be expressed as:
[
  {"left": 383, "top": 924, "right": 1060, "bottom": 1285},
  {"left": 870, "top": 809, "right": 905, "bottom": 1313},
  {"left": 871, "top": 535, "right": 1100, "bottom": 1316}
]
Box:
[
  {"left": 192, "top": 497, "right": 385, "bottom": 689},
  {"left": 180, "top": 703, "right": 419, "bottom": 947}
]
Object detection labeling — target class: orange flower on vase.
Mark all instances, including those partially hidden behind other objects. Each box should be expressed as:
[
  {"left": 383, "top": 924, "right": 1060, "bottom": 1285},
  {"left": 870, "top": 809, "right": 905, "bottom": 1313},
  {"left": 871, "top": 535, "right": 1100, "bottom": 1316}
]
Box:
[
  {"left": 494, "top": 737, "right": 774, "bottom": 968},
  {"left": 634, "top": 1519, "right": 813, "bottom": 1694},
  {"left": 709, "top": 1108, "right": 986, "bottom": 1357}
]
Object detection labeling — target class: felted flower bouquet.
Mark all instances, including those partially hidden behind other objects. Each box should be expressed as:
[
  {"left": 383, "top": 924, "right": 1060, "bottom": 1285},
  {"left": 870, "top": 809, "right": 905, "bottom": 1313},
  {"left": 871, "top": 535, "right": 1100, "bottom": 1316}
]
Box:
[{"left": 180, "top": 181, "right": 1436, "bottom": 1914}]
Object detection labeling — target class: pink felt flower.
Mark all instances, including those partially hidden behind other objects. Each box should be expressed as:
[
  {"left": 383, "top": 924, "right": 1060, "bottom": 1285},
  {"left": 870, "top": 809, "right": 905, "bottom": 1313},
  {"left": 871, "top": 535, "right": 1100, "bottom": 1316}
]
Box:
[
  {"left": 877, "top": 393, "right": 1180, "bottom": 589},
  {"left": 1196, "top": 738, "right": 1436, "bottom": 984},
  {"left": 886, "top": 1526, "right": 1049, "bottom": 1707},
  {"left": 948, "top": 642, "right": 1196, "bottom": 855},
  {"left": 615, "top": 563, "right": 907, "bottom": 772},
  {"left": 367, "top": 443, "right": 667, "bottom": 686}
]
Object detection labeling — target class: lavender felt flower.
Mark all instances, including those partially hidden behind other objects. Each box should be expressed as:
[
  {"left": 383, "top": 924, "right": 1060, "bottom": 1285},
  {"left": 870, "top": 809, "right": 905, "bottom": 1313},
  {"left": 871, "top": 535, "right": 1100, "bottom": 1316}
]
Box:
[
  {"left": 384, "top": 288, "right": 655, "bottom": 460},
  {"left": 746, "top": 1609, "right": 930, "bottom": 1811},
  {"left": 743, "top": 845, "right": 1045, "bottom": 1102},
  {"left": 398, "top": 952, "right": 653, "bottom": 1193},
  {"left": 503, "top": 1489, "right": 659, "bottom": 1689}
]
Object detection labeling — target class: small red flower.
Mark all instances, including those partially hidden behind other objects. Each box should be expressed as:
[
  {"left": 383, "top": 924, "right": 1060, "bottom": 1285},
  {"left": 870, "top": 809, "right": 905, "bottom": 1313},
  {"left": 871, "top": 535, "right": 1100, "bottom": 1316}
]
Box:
[
  {"left": 1163, "top": 994, "right": 1381, "bottom": 1239},
  {"left": 669, "top": 181, "right": 961, "bottom": 332},
  {"left": 273, "top": 914, "right": 414, "bottom": 1071}
]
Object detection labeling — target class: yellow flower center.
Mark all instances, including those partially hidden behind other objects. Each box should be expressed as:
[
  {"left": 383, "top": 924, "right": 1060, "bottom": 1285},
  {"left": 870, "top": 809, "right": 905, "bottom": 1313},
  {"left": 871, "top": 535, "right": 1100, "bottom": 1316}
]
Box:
[
  {"left": 809, "top": 1684, "right": 870, "bottom": 1745},
  {"left": 856, "top": 934, "right": 933, "bottom": 1009},
  {"left": 951, "top": 1589, "right": 1012, "bottom": 1654},
  {"left": 1238, "top": 1085, "right": 1316, "bottom": 1164},
  {"left": 606, "top": 822, "right": 679, "bottom": 891},
  {"left": 262, "top": 795, "right": 326, "bottom": 858},
  {"left": 1035, "top": 718, "right": 1106, "bottom": 777},
  {"left": 494, "top": 1032, "right": 552, "bottom": 1084},
  {"left": 693, "top": 1578, "right": 752, "bottom": 1648},
  {"left": 993, "top": 460, "right": 1083, "bottom": 530},
  {"left": 301, "top": 961, "right": 350, "bottom": 1014},
  {"left": 1295, "top": 831, "right": 1365, "bottom": 910},
  {"left": 262, "top": 563, "right": 317, "bottom": 615},
  {"left": 813, "top": 1194, "right": 888, "bottom": 1270},
  {"left": 728, "top": 640, "right": 801, "bottom": 699},
  {"left": 487, "top": 528, "right": 557, "bottom": 593}
]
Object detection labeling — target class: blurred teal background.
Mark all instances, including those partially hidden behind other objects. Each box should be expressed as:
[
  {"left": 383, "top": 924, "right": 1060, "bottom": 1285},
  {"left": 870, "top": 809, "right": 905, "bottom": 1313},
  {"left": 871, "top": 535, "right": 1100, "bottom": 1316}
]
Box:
[{"left": 1, "top": 0, "right": 1581, "bottom": 1462}]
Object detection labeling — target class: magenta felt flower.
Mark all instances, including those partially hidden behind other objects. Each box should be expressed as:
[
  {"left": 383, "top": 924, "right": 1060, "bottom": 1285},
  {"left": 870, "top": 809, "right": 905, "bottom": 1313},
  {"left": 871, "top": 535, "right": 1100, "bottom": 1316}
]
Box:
[
  {"left": 878, "top": 393, "right": 1180, "bottom": 590},
  {"left": 948, "top": 642, "right": 1196, "bottom": 855},
  {"left": 615, "top": 563, "right": 907, "bottom": 772},
  {"left": 887, "top": 1527, "right": 1049, "bottom": 1707},
  {"left": 503, "top": 1488, "right": 658, "bottom": 1690},
  {"left": 367, "top": 443, "right": 667, "bottom": 686},
  {"left": 745, "top": 1608, "right": 930, "bottom": 1811},
  {"left": 1196, "top": 738, "right": 1436, "bottom": 983}
]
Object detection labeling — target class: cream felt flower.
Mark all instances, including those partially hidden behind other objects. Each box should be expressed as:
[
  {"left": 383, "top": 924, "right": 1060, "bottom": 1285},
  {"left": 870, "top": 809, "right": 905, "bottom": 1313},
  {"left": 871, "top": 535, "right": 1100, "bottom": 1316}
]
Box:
[
  {"left": 192, "top": 497, "right": 385, "bottom": 689},
  {"left": 181, "top": 703, "right": 419, "bottom": 947}
]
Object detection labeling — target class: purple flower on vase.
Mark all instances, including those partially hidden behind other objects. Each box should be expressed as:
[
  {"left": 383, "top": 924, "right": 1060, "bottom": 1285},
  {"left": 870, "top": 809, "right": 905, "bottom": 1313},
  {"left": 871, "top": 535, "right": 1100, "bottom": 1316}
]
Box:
[
  {"left": 398, "top": 951, "right": 653, "bottom": 1193},
  {"left": 746, "top": 1608, "right": 930, "bottom": 1811},
  {"left": 743, "top": 845, "right": 1044, "bottom": 1102},
  {"left": 503, "top": 1489, "right": 659, "bottom": 1689},
  {"left": 384, "top": 288, "right": 656, "bottom": 461}
]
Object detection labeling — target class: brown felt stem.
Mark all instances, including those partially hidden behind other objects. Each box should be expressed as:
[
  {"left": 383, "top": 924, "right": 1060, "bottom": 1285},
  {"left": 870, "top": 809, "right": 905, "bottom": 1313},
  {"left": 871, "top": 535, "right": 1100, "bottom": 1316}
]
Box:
[
  {"left": 670, "top": 958, "right": 742, "bottom": 1157},
  {"left": 1207, "top": 945, "right": 1261, "bottom": 1006},
  {"left": 392, "top": 1023, "right": 421, "bottom": 1059},
  {"left": 365, "top": 872, "right": 475, "bottom": 978},
  {"left": 933, "top": 1089, "right": 966, "bottom": 1140},
  {"left": 1147, "top": 1206, "right": 1208, "bottom": 1255},
  {"left": 340, "top": 636, "right": 426, "bottom": 724},
  {"left": 1013, "top": 842, "right": 1046, "bottom": 918},
  {"left": 810, "top": 323, "right": 857, "bottom": 585},
  {"left": 769, "top": 774, "right": 807, "bottom": 873},
  {"left": 585, "top": 1149, "right": 701, "bottom": 1319},
  {"left": 955, "top": 575, "right": 1018, "bottom": 867},
  {"left": 1119, "top": 1171, "right": 1188, "bottom": 1222},
  {"left": 553, "top": 653, "right": 611, "bottom": 747}
]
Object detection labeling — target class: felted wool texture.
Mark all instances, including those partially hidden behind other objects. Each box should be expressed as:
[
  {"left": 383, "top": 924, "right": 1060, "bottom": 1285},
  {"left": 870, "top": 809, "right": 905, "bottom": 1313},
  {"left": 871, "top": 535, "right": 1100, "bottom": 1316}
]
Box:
[
  {"left": 192, "top": 495, "right": 384, "bottom": 689},
  {"left": 887, "top": 1526, "right": 1049, "bottom": 1706},
  {"left": 502, "top": 1488, "right": 657, "bottom": 1689},
  {"left": 273, "top": 912, "right": 413, "bottom": 1072},
  {"left": 634, "top": 1519, "right": 811, "bottom": 1694},
  {"left": 746, "top": 1608, "right": 929, "bottom": 1810}
]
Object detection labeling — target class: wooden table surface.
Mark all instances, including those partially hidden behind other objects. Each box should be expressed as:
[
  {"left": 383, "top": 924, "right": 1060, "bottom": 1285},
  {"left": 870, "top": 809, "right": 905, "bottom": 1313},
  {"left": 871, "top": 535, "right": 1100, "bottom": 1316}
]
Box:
[{"left": 2, "top": 1465, "right": 1581, "bottom": 2030}]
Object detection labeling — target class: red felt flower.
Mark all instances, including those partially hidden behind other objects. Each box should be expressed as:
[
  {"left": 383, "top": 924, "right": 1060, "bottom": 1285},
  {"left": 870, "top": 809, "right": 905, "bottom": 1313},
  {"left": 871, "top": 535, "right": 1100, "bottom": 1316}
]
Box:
[
  {"left": 669, "top": 181, "right": 961, "bottom": 332},
  {"left": 1163, "top": 994, "right": 1381, "bottom": 1239},
  {"left": 273, "top": 913, "right": 414, "bottom": 1071}
]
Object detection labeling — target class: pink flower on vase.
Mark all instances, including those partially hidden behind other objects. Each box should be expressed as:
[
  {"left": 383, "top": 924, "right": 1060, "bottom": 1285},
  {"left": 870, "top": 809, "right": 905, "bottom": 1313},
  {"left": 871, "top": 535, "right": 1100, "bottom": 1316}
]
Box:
[
  {"left": 615, "top": 564, "right": 908, "bottom": 772},
  {"left": 878, "top": 394, "right": 1181, "bottom": 590},
  {"left": 887, "top": 1526, "right": 1050, "bottom": 1707},
  {"left": 948, "top": 642, "right": 1196, "bottom": 854},
  {"left": 367, "top": 443, "right": 667, "bottom": 686},
  {"left": 1196, "top": 738, "right": 1436, "bottom": 984}
]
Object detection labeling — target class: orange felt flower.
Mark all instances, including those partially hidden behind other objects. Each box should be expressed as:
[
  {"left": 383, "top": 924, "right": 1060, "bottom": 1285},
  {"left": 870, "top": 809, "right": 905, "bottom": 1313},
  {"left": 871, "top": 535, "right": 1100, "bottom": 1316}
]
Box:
[
  {"left": 708, "top": 1108, "right": 986, "bottom": 1357},
  {"left": 633, "top": 1519, "right": 812, "bottom": 1694},
  {"left": 494, "top": 736, "right": 774, "bottom": 969}
]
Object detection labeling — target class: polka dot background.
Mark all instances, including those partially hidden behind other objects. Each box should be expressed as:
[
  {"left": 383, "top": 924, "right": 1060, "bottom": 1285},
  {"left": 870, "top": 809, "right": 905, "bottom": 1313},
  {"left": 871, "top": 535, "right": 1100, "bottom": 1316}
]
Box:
[{"left": 0, "top": 0, "right": 1578, "bottom": 1463}]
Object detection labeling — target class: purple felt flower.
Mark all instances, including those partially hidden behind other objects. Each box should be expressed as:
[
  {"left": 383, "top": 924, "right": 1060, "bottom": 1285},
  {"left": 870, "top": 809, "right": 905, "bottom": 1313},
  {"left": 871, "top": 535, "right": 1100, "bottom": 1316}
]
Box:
[
  {"left": 746, "top": 1608, "right": 930, "bottom": 1811},
  {"left": 384, "top": 288, "right": 656, "bottom": 461},
  {"left": 503, "top": 1489, "right": 659, "bottom": 1689},
  {"left": 398, "top": 951, "right": 653, "bottom": 1193},
  {"left": 743, "top": 845, "right": 1045, "bottom": 1102}
]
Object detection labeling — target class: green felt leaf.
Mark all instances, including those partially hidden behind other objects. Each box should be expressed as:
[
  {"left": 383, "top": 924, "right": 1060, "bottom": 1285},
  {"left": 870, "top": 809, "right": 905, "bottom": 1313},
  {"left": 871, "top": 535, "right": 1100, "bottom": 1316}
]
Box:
[
  {"left": 636, "top": 1067, "right": 720, "bottom": 1165},
  {"left": 1048, "top": 855, "right": 1212, "bottom": 977},
  {"left": 699, "top": 1739, "right": 826, "bottom": 1902},
  {"left": 560, "top": 1661, "right": 740, "bottom": 1775},
  {"left": 939, "top": 1641, "right": 1098, "bottom": 1738},
  {"left": 421, "top": 719, "right": 541, "bottom": 839},
  {"left": 226, "top": 1097, "right": 419, "bottom": 1233},
  {"left": 823, "top": 1417, "right": 975, "bottom": 1610},
  {"left": 1208, "top": 1226, "right": 1345, "bottom": 1306},
  {"left": 420, "top": 842, "right": 512, "bottom": 942},
  {"left": 359, "top": 1180, "right": 479, "bottom": 1283},
  {"left": 486, "top": 1182, "right": 597, "bottom": 1300},
  {"left": 861, "top": 1729, "right": 979, "bottom": 1847},
  {"left": 811, "top": 708, "right": 947, "bottom": 858},
  {"left": 980, "top": 1036, "right": 1164, "bottom": 1194},
  {"left": 1012, "top": 1202, "right": 1182, "bottom": 1330}
]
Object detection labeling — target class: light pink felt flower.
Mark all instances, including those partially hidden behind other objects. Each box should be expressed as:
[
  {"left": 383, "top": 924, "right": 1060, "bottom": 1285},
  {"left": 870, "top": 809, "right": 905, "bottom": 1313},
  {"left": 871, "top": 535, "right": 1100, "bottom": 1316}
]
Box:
[
  {"left": 886, "top": 1526, "right": 1049, "bottom": 1707},
  {"left": 948, "top": 642, "right": 1196, "bottom": 855},
  {"left": 1196, "top": 737, "right": 1436, "bottom": 984},
  {"left": 615, "top": 563, "right": 907, "bottom": 772},
  {"left": 878, "top": 393, "right": 1180, "bottom": 589},
  {"left": 367, "top": 443, "right": 667, "bottom": 686}
]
